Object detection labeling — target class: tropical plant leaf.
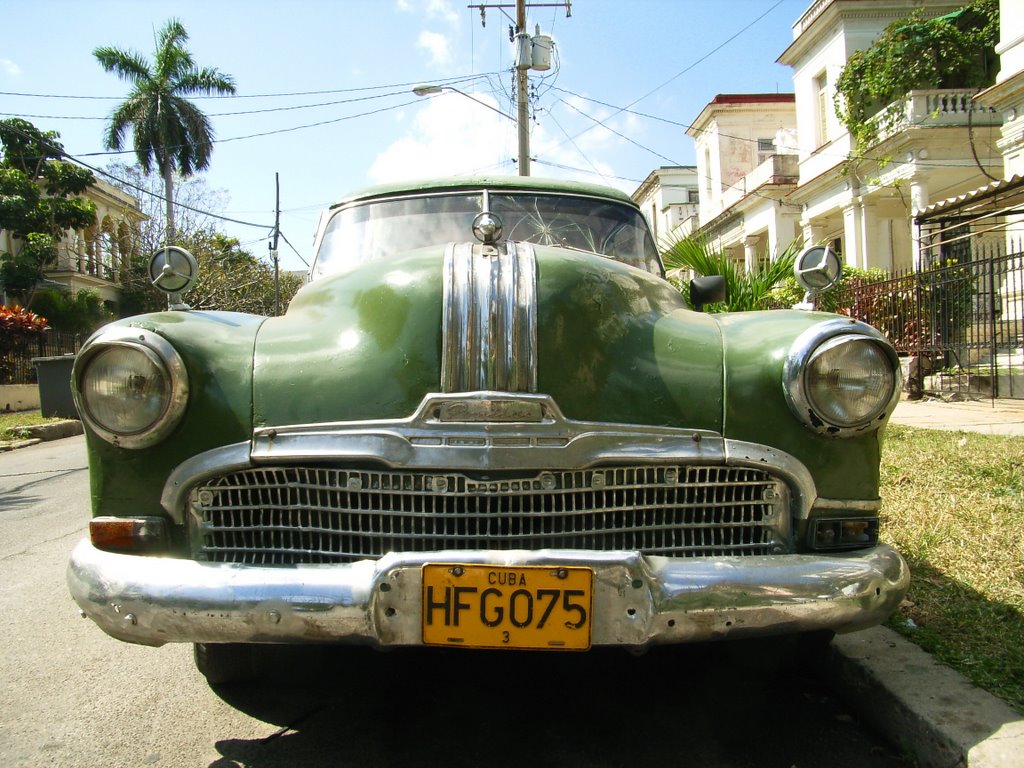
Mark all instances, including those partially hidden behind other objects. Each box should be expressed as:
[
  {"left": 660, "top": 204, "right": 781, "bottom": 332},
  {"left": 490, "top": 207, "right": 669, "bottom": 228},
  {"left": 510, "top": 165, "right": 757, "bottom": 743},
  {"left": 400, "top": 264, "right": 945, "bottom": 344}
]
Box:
[{"left": 661, "top": 235, "right": 801, "bottom": 312}]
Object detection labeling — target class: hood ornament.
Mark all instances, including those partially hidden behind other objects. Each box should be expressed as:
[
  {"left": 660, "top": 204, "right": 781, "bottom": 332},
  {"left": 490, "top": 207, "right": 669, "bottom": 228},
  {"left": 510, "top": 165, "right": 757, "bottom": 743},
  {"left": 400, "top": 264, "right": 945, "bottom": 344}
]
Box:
[{"left": 472, "top": 211, "right": 503, "bottom": 245}]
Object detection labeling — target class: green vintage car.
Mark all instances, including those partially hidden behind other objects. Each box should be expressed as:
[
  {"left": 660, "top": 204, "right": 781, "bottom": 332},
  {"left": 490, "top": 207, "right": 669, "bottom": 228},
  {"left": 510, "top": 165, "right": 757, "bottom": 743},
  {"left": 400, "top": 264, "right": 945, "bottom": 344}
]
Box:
[{"left": 67, "top": 177, "right": 909, "bottom": 683}]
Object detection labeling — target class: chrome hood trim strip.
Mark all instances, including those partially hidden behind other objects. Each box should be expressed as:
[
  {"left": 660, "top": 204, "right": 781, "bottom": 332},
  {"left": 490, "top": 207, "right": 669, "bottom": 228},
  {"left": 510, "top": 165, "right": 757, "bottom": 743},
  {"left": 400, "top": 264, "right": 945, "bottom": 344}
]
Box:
[{"left": 441, "top": 241, "right": 537, "bottom": 393}]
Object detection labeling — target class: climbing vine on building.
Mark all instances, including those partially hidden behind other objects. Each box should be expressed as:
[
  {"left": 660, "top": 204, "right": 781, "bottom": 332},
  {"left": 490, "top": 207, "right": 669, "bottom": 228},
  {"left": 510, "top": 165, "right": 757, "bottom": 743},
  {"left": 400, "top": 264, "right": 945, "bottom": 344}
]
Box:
[{"left": 834, "top": 0, "right": 999, "bottom": 150}]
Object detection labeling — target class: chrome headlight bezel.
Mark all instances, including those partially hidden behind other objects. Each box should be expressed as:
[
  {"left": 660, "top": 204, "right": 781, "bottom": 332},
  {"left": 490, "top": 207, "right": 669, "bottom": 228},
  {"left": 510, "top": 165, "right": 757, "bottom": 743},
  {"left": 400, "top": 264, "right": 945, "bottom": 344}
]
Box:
[
  {"left": 784, "top": 319, "right": 901, "bottom": 438},
  {"left": 72, "top": 327, "right": 189, "bottom": 449}
]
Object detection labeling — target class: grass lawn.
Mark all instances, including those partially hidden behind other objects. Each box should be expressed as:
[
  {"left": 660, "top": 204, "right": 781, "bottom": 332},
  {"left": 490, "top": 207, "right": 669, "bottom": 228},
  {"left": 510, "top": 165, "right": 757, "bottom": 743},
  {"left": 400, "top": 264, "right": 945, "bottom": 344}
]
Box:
[
  {"left": 0, "top": 410, "right": 67, "bottom": 441},
  {"left": 880, "top": 425, "right": 1024, "bottom": 713}
]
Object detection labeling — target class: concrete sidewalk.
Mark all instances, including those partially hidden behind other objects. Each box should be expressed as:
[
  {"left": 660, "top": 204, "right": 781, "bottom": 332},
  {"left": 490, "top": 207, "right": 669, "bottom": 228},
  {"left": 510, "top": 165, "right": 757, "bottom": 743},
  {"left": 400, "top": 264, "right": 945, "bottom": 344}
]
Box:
[{"left": 890, "top": 397, "right": 1024, "bottom": 436}]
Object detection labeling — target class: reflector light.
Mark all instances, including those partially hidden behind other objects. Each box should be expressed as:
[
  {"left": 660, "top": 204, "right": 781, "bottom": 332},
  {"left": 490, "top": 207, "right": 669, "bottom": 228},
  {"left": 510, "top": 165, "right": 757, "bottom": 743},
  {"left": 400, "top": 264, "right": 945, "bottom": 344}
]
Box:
[
  {"left": 89, "top": 517, "right": 167, "bottom": 553},
  {"left": 810, "top": 517, "right": 879, "bottom": 550}
]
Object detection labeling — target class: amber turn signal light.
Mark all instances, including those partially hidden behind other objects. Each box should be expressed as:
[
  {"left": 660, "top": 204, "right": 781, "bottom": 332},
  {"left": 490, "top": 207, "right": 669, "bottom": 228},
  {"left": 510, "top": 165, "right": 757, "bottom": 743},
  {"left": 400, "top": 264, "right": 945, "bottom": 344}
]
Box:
[{"left": 89, "top": 517, "right": 167, "bottom": 553}]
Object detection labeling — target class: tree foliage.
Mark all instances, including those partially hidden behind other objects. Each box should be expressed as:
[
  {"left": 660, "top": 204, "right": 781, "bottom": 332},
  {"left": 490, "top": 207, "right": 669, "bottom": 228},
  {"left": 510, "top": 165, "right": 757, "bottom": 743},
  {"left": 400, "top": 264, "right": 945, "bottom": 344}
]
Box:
[
  {"left": 185, "top": 232, "right": 304, "bottom": 315},
  {"left": 118, "top": 229, "right": 303, "bottom": 317},
  {"left": 661, "top": 235, "right": 801, "bottom": 312},
  {"left": 835, "top": 0, "right": 999, "bottom": 149},
  {"left": 0, "top": 119, "right": 97, "bottom": 303},
  {"left": 767, "top": 265, "right": 890, "bottom": 311},
  {"left": 94, "top": 18, "right": 236, "bottom": 240},
  {"left": 29, "top": 288, "right": 112, "bottom": 336},
  {"left": 104, "top": 163, "right": 300, "bottom": 317}
]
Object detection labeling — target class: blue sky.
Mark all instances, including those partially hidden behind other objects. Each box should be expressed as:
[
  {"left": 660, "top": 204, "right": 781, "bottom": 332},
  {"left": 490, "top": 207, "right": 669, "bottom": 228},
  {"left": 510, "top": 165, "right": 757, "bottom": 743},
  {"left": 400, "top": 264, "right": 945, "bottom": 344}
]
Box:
[{"left": 2, "top": 0, "right": 806, "bottom": 269}]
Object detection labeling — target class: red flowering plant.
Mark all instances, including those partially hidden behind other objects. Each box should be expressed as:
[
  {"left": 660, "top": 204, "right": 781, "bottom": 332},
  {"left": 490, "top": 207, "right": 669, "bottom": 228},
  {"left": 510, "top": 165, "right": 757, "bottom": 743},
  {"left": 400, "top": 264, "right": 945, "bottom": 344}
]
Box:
[{"left": 0, "top": 304, "right": 49, "bottom": 384}]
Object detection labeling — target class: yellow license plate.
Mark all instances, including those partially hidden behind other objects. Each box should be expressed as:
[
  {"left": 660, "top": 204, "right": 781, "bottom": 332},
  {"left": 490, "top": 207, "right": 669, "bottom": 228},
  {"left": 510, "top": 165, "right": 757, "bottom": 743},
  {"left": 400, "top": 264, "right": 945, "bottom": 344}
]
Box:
[{"left": 421, "top": 564, "right": 593, "bottom": 650}]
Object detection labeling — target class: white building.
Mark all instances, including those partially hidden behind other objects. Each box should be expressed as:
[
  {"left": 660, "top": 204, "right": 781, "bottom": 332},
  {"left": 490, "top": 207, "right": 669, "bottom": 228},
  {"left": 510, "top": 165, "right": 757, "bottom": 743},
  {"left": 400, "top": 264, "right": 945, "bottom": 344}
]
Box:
[
  {"left": 632, "top": 166, "right": 700, "bottom": 247},
  {"left": 976, "top": 0, "right": 1024, "bottom": 179},
  {"left": 686, "top": 94, "right": 800, "bottom": 271},
  {"left": 681, "top": 0, "right": 1003, "bottom": 274}
]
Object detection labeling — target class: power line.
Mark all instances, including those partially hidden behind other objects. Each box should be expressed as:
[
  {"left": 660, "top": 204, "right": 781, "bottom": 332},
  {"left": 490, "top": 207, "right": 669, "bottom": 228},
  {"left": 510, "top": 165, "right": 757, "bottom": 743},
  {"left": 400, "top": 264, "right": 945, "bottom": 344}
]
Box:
[
  {"left": 68, "top": 97, "right": 425, "bottom": 158},
  {"left": 555, "top": 98, "right": 682, "bottom": 166},
  {"left": 0, "top": 73, "right": 500, "bottom": 102},
  {"left": 543, "top": 109, "right": 609, "bottom": 184},
  {"left": 276, "top": 230, "right": 310, "bottom": 268},
  {"left": 548, "top": 85, "right": 1001, "bottom": 177},
  {"left": 545, "top": 0, "right": 788, "bottom": 155},
  {"left": 0, "top": 89, "right": 426, "bottom": 121},
  {"left": 531, "top": 158, "right": 643, "bottom": 184},
  {"left": 2, "top": 118, "right": 276, "bottom": 239}
]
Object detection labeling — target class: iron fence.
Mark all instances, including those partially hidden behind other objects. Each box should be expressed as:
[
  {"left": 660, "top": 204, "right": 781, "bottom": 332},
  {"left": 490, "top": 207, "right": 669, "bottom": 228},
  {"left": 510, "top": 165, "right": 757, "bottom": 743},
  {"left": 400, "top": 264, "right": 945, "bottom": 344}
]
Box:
[
  {"left": 0, "top": 331, "right": 81, "bottom": 386},
  {"left": 832, "top": 239, "right": 1024, "bottom": 399}
]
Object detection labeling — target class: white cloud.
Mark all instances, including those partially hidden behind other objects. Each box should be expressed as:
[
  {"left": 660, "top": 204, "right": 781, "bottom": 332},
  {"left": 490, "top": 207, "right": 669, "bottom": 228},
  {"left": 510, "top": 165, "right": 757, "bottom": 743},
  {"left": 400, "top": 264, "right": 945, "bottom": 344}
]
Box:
[
  {"left": 369, "top": 92, "right": 518, "bottom": 182},
  {"left": 417, "top": 31, "right": 452, "bottom": 68},
  {"left": 0, "top": 59, "right": 21, "bottom": 77},
  {"left": 369, "top": 90, "right": 627, "bottom": 191},
  {"left": 425, "top": 0, "right": 459, "bottom": 24},
  {"left": 395, "top": 0, "right": 458, "bottom": 23}
]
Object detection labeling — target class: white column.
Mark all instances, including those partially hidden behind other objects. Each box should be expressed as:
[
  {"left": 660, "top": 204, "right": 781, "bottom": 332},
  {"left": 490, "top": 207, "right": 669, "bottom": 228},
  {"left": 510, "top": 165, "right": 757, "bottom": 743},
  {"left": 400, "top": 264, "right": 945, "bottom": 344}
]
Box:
[
  {"left": 770, "top": 213, "right": 800, "bottom": 260},
  {"left": 909, "top": 177, "right": 929, "bottom": 215},
  {"left": 742, "top": 236, "right": 758, "bottom": 273},
  {"left": 802, "top": 222, "right": 826, "bottom": 247},
  {"left": 910, "top": 176, "right": 930, "bottom": 269},
  {"left": 858, "top": 202, "right": 890, "bottom": 270},
  {"left": 843, "top": 204, "right": 863, "bottom": 268}
]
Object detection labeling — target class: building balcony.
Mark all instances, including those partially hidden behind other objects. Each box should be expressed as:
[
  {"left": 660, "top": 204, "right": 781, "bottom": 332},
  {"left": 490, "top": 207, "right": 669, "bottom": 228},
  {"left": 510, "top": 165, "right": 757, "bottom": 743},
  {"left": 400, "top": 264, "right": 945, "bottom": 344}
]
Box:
[
  {"left": 46, "top": 245, "right": 123, "bottom": 287},
  {"left": 711, "top": 154, "right": 799, "bottom": 219},
  {"left": 878, "top": 89, "right": 1001, "bottom": 142}
]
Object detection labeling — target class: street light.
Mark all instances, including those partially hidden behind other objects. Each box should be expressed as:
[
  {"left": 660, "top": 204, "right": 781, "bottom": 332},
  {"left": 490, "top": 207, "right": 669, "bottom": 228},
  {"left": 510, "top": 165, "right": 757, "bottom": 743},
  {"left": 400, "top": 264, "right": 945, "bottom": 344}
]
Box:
[{"left": 412, "top": 84, "right": 528, "bottom": 176}]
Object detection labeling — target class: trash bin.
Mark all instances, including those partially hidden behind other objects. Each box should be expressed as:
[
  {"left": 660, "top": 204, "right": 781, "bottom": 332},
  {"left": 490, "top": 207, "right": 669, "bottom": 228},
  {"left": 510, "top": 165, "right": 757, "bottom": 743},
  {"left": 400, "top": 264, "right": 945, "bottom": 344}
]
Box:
[{"left": 32, "top": 355, "right": 78, "bottom": 419}]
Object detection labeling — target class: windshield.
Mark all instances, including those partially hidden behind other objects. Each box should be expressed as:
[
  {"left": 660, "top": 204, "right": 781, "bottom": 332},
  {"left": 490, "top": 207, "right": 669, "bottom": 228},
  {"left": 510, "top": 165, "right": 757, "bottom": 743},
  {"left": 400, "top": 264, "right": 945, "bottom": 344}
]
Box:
[{"left": 311, "top": 191, "right": 661, "bottom": 278}]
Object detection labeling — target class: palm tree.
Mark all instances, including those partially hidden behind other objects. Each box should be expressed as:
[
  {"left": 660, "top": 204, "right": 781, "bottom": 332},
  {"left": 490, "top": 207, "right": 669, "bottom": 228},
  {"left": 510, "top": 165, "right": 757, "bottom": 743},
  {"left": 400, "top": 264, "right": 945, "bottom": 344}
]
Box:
[
  {"left": 94, "top": 19, "right": 236, "bottom": 244},
  {"left": 662, "top": 235, "right": 801, "bottom": 312}
]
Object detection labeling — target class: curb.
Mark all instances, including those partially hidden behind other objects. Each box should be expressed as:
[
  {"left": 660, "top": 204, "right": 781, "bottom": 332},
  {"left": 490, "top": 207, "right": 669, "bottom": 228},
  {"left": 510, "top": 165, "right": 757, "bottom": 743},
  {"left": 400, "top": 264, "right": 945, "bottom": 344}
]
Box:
[
  {"left": 0, "top": 419, "right": 82, "bottom": 452},
  {"left": 823, "top": 627, "right": 1024, "bottom": 767}
]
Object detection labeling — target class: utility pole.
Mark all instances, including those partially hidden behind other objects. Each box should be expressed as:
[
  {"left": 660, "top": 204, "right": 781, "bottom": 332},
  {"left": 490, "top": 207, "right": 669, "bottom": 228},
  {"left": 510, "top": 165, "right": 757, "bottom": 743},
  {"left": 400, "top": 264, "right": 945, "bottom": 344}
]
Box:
[
  {"left": 470, "top": 1, "right": 570, "bottom": 176},
  {"left": 515, "top": 0, "right": 530, "bottom": 176},
  {"left": 271, "top": 172, "right": 280, "bottom": 315}
]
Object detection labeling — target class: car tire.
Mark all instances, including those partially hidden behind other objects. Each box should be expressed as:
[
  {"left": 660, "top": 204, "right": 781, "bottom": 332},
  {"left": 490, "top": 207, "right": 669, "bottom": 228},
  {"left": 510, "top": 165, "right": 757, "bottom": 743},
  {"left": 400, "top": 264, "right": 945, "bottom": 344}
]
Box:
[{"left": 193, "top": 643, "right": 255, "bottom": 685}]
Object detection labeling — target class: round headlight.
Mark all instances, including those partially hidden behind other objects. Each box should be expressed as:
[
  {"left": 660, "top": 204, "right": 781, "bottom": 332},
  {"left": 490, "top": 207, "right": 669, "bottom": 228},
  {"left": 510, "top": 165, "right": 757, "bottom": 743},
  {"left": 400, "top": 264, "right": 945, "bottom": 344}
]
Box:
[
  {"left": 805, "top": 336, "right": 895, "bottom": 426},
  {"left": 73, "top": 329, "right": 188, "bottom": 448},
  {"left": 785, "top": 320, "right": 900, "bottom": 437}
]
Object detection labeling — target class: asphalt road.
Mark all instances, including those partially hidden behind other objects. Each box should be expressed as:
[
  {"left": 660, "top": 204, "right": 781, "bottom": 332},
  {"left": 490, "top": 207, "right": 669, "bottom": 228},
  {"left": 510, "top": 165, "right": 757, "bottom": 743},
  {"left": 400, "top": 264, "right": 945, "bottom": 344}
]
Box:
[{"left": 1, "top": 436, "right": 910, "bottom": 768}]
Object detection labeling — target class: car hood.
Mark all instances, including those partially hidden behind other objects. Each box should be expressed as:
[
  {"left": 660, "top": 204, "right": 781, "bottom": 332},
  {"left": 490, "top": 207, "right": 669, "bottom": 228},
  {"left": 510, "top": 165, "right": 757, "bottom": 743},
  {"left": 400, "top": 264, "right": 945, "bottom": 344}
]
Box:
[{"left": 252, "top": 243, "right": 726, "bottom": 431}]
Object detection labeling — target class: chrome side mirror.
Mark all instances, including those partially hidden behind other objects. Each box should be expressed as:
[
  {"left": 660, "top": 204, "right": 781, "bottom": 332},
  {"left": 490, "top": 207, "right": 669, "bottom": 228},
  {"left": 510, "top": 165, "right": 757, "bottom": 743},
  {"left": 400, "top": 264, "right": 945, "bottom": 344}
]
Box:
[
  {"left": 793, "top": 246, "right": 841, "bottom": 310},
  {"left": 148, "top": 246, "right": 198, "bottom": 311}
]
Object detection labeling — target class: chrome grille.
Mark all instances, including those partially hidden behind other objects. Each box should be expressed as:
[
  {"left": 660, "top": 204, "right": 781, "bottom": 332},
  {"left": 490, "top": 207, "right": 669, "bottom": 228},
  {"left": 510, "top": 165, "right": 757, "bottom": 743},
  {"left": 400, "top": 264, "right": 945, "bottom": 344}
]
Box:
[{"left": 189, "top": 465, "right": 789, "bottom": 565}]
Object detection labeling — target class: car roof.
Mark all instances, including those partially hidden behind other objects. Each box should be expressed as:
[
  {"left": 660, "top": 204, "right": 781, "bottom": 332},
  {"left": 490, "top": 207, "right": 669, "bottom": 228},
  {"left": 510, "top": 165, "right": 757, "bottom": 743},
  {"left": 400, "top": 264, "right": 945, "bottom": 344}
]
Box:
[{"left": 328, "top": 176, "right": 639, "bottom": 210}]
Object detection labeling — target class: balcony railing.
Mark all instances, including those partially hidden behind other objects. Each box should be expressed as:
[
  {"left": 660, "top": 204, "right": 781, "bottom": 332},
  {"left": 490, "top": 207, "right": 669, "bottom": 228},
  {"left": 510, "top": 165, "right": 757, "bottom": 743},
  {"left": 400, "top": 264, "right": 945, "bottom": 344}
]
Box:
[
  {"left": 716, "top": 154, "right": 799, "bottom": 215},
  {"left": 877, "top": 89, "right": 1000, "bottom": 141},
  {"left": 47, "top": 245, "right": 121, "bottom": 284}
]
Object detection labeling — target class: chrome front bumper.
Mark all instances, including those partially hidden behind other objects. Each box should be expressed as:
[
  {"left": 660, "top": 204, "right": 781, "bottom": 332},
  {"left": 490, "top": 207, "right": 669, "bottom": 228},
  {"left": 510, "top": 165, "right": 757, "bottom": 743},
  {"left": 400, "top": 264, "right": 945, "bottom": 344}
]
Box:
[{"left": 67, "top": 540, "right": 909, "bottom": 648}]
